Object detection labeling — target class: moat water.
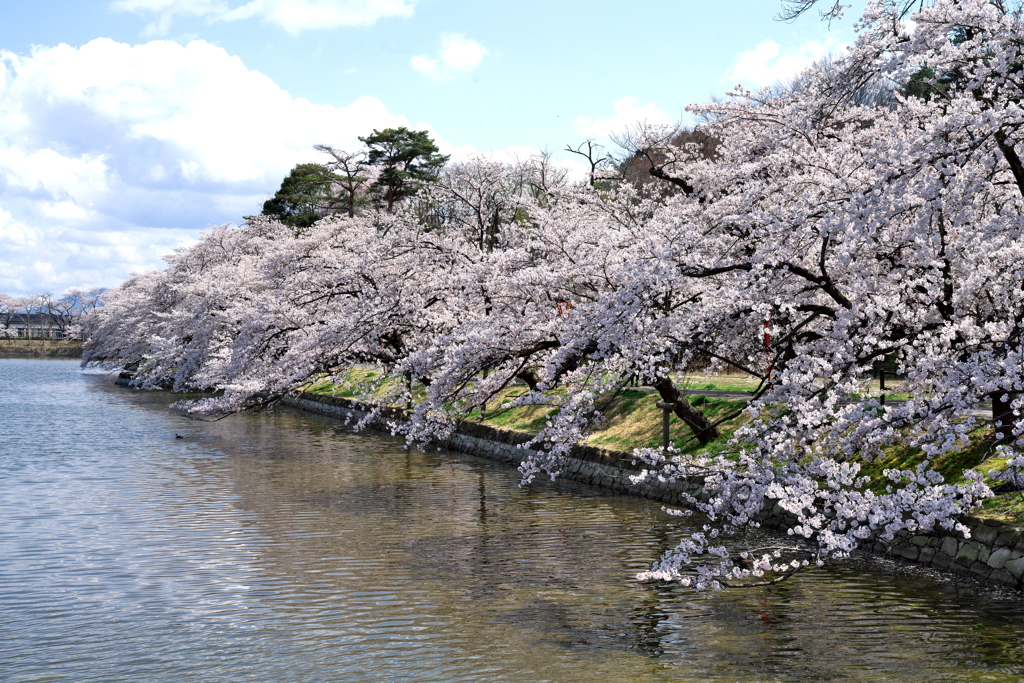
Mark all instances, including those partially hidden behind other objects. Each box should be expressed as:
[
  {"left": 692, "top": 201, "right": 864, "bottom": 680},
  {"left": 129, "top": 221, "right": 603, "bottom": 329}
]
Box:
[{"left": 4, "top": 358, "right": 1024, "bottom": 682}]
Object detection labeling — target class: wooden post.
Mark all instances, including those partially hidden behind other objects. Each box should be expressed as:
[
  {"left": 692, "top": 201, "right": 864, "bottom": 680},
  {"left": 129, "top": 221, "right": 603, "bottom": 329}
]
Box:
[
  {"left": 656, "top": 401, "right": 675, "bottom": 453},
  {"left": 993, "top": 390, "right": 1020, "bottom": 445},
  {"left": 879, "top": 363, "right": 886, "bottom": 406},
  {"left": 480, "top": 367, "right": 488, "bottom": 421}
]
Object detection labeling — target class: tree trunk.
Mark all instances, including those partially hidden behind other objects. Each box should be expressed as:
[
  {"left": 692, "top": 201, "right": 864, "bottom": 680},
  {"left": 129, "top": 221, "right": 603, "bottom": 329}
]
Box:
[
  {"left": 992, "top": 390, "right": 1020, "bottom": 445},
  {"left": 516, "top": 369, "right": 540, "bottom": 392},
  {"left": 652, "top": 375, "right": 721, "bottom": 446}
]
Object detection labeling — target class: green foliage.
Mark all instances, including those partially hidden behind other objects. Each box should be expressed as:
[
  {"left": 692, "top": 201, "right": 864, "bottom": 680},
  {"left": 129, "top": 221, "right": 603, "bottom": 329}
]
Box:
[
  {"left": 359, "top": 127, "right": 449, "bottom": 211},
  {"left": 903, "top": 65, "right": 955, "bottom": 102},
  {"left": 261, "top": 163, "right": 336, "bottom": 229},
  {"left": 261, "top": 127, "right": 448, "bottom": 224}
]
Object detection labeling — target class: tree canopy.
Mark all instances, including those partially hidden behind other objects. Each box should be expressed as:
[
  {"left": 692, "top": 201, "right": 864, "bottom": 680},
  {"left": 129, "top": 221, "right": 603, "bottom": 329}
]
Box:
[
  {"left": 359, "top": 127, "right": 449, "bottom": 212},
  {"left": 261, "top": 163, "right": 337, "bottom": 229},
  {"left": 262, "top": 128, "right": 448, "bottom": 225}
]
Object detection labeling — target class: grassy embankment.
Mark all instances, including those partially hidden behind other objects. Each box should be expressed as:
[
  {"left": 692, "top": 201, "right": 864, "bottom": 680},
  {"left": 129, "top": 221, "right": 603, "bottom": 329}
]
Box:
[
  {"left": 305, "top": 369, "right": 1023, "bottom": 523},
  {"left": 0, "top": 339, "right": 83, "bottom": 358},
  {"left": 306, "top": 369, "right": 749, "bottom": 456}
]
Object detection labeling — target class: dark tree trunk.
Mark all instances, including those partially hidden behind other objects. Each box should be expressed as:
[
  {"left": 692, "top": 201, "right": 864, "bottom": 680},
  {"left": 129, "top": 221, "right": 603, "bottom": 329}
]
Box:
[
  {"left": 992, "top": 390, "right": 1020, "bottom": 444},
  {"left": 517, "top": 369, "right": 540, "bottom": 392},
  {"left": 652, "top": 375, "right": 721, "bottom": 446}
]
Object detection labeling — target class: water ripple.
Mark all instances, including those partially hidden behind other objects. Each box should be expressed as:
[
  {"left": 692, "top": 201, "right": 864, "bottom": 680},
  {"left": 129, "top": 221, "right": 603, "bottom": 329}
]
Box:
[{"left": 2, "top": 359, "right": 1024, "bottom": 682}]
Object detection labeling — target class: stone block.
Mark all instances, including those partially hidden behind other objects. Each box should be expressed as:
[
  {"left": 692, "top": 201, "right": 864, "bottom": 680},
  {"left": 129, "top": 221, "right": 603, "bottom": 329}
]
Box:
[
  {"left": 911, "top": 535, "right": 931, "bottom": 547},
  {"left": 977, "top": 546, "right": 990, "bottom": 564},
  {"left": 990, "top": 569, "right": 1019, "bottom": 587},
  {"left": 970, "top": 561, "right": 992, "bottom": 579},
  {"left": 955, "top": 543, "right": 979, "bottom": 564},
  {"left": 988, "top": 547, "right": 1013, "bottom": 570},
  {"left": 951, "top": 561, "right": 974, "bottom": 575},
  {"left": 931, "top": 553, "right": 953, "bottom": 569},
  {"left": 899, "top": 546, "right": 920, "bottom": 561},
  {"left": 997, "top": 530, "right": 1021, "bottom": 546},
  {"left": 918, "top": 547, "right": 936, "bottom": 565},
  {"left": 941, "top": 536, "right": 959, "bottom": 557},
  {"left": 1004, "top": 556, "right": 1024, "bottom": 579},
  {"left": 972, "top": 524, "right": 999, "bottom": 545}
]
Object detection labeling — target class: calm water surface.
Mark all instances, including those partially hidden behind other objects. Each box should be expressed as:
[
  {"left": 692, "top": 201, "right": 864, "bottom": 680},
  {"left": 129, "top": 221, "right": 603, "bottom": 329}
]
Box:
[{"left": 3, "top": 358, "right": 1024, "bottom": 682}]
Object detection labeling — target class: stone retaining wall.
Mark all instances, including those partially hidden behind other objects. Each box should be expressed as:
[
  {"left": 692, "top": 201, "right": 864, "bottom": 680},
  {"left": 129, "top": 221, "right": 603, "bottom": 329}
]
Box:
[
  {"left": 865, "top": 517, "right": 1024, "bottom": 588},
  {"left": 285, "top": 391, "right": 1024, "bottom": 590}
]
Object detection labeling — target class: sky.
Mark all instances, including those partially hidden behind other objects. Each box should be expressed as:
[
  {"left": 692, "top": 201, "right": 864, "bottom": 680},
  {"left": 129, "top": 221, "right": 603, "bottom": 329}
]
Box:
[{"left": 0, "top": 0, "right": 863, "bottom": 296}]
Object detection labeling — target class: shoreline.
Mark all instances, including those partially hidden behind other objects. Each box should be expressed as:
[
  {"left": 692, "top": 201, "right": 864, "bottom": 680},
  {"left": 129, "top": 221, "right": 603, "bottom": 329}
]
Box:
[
  {"left": 0, "top": 341, "right": 83, "bottom": 359},
  {"left": 284, "top": 390, "right": 1024, "bottom": 591}
]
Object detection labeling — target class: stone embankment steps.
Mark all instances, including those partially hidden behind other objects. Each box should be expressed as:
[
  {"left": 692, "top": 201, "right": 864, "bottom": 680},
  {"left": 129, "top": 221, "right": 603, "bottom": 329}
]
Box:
[{"left": 284, "top": 390, "right": 1024, "bottom": 590}]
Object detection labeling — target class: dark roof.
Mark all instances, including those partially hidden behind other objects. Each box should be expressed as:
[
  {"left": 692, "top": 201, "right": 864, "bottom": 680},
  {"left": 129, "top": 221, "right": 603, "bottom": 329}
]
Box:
[{"left": 8, "top": 313, "right": 60, "bottom": 324}]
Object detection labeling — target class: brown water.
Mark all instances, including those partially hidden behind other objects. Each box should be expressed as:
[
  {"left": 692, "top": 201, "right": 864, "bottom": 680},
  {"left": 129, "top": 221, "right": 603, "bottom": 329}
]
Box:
[{"left": 3, "top": 358, "right": 1024, "bottom": 682}]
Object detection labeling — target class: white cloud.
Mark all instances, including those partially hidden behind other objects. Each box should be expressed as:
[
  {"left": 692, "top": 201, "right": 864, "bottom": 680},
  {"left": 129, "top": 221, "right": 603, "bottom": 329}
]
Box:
[
  {"left": 411, "top": 33, "right": 488, "bottom": 81},
  {"left": 726, "top": 38, "right": 847, "bottom": 89},
  {"left": 111, "top": 0, "right": 417, "bottom": 35},
  {"left": 410, "top": 55, "right": 441, "bottom": 80},
  {"left": 573, "top": 96, "right": 673, "bottom": 139},
  {"left": 0, "top": 38, "right": 412, "bottom": 294}
]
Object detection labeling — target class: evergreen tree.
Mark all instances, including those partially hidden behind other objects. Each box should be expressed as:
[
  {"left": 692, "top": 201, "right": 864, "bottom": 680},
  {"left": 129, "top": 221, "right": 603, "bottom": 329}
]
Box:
[
  {"left": 261, "top": 163, "right": 335, "bottom": 229},
  {"left": 359, "top": 127, "right": 449, "bottom": 212}
]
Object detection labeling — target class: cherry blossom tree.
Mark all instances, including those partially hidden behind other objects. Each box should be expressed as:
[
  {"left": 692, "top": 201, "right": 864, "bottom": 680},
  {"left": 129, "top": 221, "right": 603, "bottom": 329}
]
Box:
[
  {"left": 84, "top": 0, "right": 1024, "bottom": 590},
  {"left": 609, "top": 0, "right": 1024, "bottom": 587},
  {"left": 0, "top": 294, "right": 25, "bottom": 338}
]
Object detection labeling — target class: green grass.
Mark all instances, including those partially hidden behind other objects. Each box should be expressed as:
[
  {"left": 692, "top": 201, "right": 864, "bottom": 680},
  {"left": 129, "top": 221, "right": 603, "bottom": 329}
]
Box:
[
  {"left": 306, "top": 374, "right": 748, "bottom": 456},
  {"left": 979, "top": 494, "right": 1024, "bottom": 523},
  {"left": 472, "top": 387, "right": 558, "bottom": 433},
  {"left": 849, "top": 429, "right": 1024, "bottom": 524},
  {"left": 857, "top": 433, "right": 999, "bottom": 488},
  {"left": 677, "top": 374, "right": 761, "bottom": 392},
  {"left": 583, "top": 390, "right": 747, "bottom": 455},
  {"left": 307, "top": 366, "right": 409, "bottom": 398},
  {"left": 0, "top": 339, "right": 82, "bottom": 357},
  {"left": 679, "top": 373, "right": 918, "bottom": 400},
  {"left": 463, "top": 385, "right": 748, "bottom": 455}
]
